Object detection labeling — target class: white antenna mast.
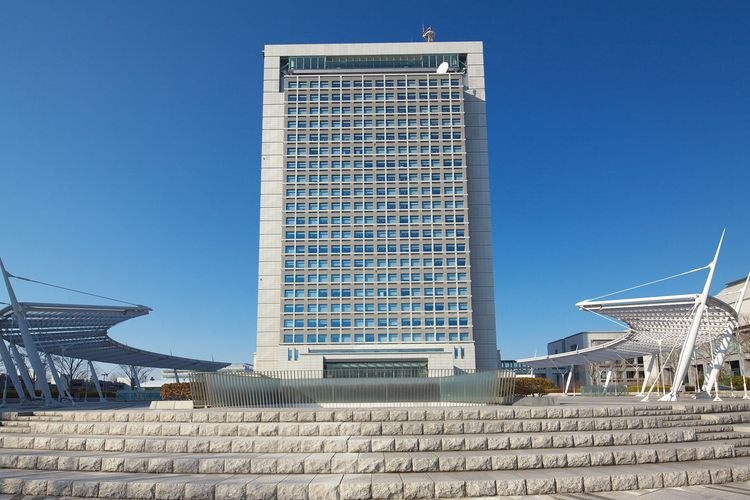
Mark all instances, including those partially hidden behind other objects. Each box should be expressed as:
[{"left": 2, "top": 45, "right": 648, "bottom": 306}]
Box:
[{"left": 422, "top": 26, "right": 436, "bottom": 43}]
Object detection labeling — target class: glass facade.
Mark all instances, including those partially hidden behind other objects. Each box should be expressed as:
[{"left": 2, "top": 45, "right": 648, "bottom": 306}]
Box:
[
  {"left": 280, "top": 72, "right": 473, "bottom": 350},
  {"left": 286, "top": 54, "right": 462, "bottom": 71}
]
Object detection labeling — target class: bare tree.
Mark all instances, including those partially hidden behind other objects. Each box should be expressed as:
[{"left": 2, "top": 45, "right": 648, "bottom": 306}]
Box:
[
  {"left": 117, "top": 365, "right": 153, "bottom": 388},
  {"left": 51, "top": 355, "right": 87, "bottom": 389}
]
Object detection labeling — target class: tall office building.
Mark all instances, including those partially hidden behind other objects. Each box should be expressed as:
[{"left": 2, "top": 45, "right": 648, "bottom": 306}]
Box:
[{"left": 255, "top": 40, "right": 497, "bottom": 373}]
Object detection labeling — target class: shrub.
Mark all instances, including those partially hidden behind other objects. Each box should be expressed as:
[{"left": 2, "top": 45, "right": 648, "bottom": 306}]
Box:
[
  {"left": 514, "top": 377, "right": 556, "bottom": 396},
  {"left": 160, "top": 382, "right": 192, "bottom": 401},
  {"left": 720, "top": 375, "right": 750, "bottom": 389}
]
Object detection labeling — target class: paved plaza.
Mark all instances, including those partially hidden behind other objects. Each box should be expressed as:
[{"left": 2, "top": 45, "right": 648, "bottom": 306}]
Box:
[{"left": 0, "top": 396, "right": 748, "bottom": 498}]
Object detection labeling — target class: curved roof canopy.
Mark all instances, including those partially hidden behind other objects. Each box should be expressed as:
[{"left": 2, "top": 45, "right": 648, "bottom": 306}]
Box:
[
  {"left": 519, "top": 294, "right": 738, "bottom": 369},
  {"left": 0, "top": 302, "right": 229, "bottom": 371}
]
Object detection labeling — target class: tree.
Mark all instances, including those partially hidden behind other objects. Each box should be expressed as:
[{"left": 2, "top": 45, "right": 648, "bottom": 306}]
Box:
[
  {"left": 51, "top": 355, "right": 87, "bottom": 389},
  {"left": 117, "top": 365, "right": 153, "bottom": 388}
]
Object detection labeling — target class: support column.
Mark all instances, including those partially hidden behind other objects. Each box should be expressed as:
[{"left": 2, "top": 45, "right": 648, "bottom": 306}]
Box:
[
  {"left": 0, "top": 258, "right": 53, "bottom": 402},
  {"left": 57, "top": 369, "right": 70, "bottom": 399},
  {"left": 10, "top": 343, "right": 37, "bottom": 399},
  {"left": 45, "top": 353, "right": 71, "bottom": 401},
  {"left": 660, "top": 232, "right": 724, "bottom": 402},
  {"left": 88, "top": 361, "right": 105, "bottom": 402},
  {"left": 563, "top": 366, "right": 574, "bottom": 396},
  {"left": 741, "top": 351, "right": 749, "bottom": 400},
  {"left": 44, "top": 352, "right": 65, "bottom": 400},
  {"left": 0, "top": 340, "right": 27, "bottom": 401},
  {"left": 638, "top": 356, "right": 655, "bottom": 397},
  {"left": 173, "top": 369, "right": 180, "bottom": 383},
  {"left": 713, "top": 376, "right": 722, "bottom": 402},
  {"left": 704, "top": 273, "right": 749, "bottom": 395}
]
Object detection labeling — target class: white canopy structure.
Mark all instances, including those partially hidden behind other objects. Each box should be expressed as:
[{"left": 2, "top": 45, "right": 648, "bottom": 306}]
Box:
[
  {"left": 519, "top": 294, "right": 738, "bottom": 369},
  {"left": 0, "top": 302, "right": 229, "bottom": 371},
  {"left": 519, "top": 231, "right": 749, "bottom": 401},
  {"left": 0, "top": 258, "right": 229, "bottom": 405}
]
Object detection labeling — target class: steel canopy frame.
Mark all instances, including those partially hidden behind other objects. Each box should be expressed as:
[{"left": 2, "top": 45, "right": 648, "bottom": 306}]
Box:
[
  {"left": 518, "top": 295, "right": 737, "bottom": 367},
  {"left": 520, "top": 234, "right": 737, "bottom": 401},
  {"left": 0, "top": 302, "right": 230, "bottom": 372}
]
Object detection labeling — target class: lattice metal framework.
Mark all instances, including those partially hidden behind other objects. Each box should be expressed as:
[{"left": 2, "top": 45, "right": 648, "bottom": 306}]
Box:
[
  {"left": 0, "top": 302, "right": 229, "bottom": 371},
  {"left": 519, "top": 294, "right": 738, "bottom": 368}
]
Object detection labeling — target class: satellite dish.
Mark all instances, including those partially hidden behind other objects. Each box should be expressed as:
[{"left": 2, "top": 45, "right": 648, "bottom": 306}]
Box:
[{"left": 436, "top": 61, "right": 449, "bottom": 74}]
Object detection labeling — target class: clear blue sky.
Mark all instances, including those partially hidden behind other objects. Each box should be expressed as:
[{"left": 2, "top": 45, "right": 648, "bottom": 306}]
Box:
[{"left": 1, "top": 1, "right": 749, "bottom": 364}]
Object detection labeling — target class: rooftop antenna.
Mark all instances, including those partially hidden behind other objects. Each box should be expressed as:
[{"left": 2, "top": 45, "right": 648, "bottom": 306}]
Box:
[{"left": 422, "top": 25, "right": 436, "bottom": 43}]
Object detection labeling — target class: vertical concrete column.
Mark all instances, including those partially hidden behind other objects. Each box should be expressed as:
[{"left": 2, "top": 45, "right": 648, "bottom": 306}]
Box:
[
  {"left": 464, "top": 46, "right": 498, "bottom": 370},
  {"left": 255, "top": 50, "right": 285, "bottom": 371}
]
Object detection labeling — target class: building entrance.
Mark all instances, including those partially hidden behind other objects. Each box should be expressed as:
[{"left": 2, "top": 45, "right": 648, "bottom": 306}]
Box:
[{"left": 323, "top": 360, "right": 428, "bottom": 378}]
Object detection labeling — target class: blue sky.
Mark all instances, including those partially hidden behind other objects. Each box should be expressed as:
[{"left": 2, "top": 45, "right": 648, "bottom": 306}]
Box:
[{"left": 1, "top": 1, "right": 749, "bottom": 365}]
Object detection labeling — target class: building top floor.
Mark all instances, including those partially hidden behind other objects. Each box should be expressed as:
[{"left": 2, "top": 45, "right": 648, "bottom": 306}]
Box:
[{"left": 264, "top": 41, "right": 483, "bottom": 58}]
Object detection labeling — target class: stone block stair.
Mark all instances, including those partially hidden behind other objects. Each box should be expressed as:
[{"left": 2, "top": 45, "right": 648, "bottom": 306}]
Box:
[{"left": 0, "top": 401, "right": 749, "bottom": 498}]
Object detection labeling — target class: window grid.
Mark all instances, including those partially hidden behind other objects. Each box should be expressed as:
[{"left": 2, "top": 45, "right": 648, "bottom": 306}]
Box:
[{"left": 281, "top": 73, "right": 473, "bottom": 346}]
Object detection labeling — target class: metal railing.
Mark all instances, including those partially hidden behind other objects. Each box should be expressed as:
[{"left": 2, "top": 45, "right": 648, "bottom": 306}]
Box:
[{"left": 189, "top": 369, "right": 516, "bottom": 408}]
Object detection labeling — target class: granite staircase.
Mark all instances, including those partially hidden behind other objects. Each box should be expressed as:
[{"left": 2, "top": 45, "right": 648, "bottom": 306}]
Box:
[{"left": 0, "top": 401, "right": 749, "bottom": 498}]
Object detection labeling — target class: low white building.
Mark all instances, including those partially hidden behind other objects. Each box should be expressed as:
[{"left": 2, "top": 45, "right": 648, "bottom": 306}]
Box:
[{"left": 544, "top": 331, "right": 652, "bottom": 390}]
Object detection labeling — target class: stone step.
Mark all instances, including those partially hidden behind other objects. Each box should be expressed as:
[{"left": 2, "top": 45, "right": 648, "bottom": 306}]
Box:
[
  {"left": 0, "top": 426, "right": 724, "bottom": 454},
  {"left": 634, "top": 409, "right": 689, "bottom": 416},
  {"left": 697, "top": 432, "right": 750, "bottom": 445},
  {"left": 0, "top": 440, "right": 739, "bottom": 475},
  {"left": 8, "top": 401, "right": 750, "bottom": 424},
  {"left": 695, "top": 425, "right": 750, "bottom": 436},
  {"left": 0, "top": 428, "right": 30, "bottom": 434},
  {"left": 702, "top": 411, "right": 750, "bottom": 424},
  {"left": 1, "top": 412, "right": 711, "bottom": 426},
  {"left": 30, "top": 422, "right": 746, "bottom": 440},
  {"left": 7, "top": 415, "right": 64, "bottom": 421},
  {"left": 0, "top": 456, "right": 748, "bottom": 498},
  {"left": 0, "top": 416, "right": 727, "bottom": 438},
  {"left": 10, "top": 407, "right": 654, "bottom": 422}
]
